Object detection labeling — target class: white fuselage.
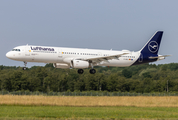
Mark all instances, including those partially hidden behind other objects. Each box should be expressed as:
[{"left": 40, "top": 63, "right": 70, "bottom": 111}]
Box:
[{"left": 6, "top": 45, "right": 141, "bottom": 68}]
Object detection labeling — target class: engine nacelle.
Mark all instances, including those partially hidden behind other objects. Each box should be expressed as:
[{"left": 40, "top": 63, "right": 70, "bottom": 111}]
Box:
[
  {"left": 53, "top": 63, "right": 70, "bottom": 69},
  {"left": 73, "top": 60, "right": 89, "bottom": 68}
]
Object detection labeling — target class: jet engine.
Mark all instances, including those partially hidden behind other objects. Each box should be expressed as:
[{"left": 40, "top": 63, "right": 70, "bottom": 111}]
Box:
[
  {"left": 53, "top": 63, "right": 70, "bottom": 69},
  {"left": 72, "top": 60, "right": 89, "bottom": 68}
]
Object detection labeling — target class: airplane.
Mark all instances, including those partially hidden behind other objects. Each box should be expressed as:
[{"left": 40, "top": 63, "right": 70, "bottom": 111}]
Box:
[{"left": 6, "top": 31, "right": 170, "bottom": 74}]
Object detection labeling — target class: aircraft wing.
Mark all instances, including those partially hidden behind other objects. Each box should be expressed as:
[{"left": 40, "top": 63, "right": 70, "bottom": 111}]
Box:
[{"left": 78, "top": 53, "right": 129, "bottom": 64}]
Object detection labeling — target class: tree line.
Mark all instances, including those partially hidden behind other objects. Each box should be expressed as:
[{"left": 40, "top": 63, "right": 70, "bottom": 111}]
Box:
[{"left": 0, "top": 63, "right": 178, "bottom": 93}]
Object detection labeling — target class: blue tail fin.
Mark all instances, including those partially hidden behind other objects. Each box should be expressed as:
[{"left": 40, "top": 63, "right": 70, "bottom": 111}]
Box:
[{"left": 140, "top": 31, "right": 163, "bottom": 54}]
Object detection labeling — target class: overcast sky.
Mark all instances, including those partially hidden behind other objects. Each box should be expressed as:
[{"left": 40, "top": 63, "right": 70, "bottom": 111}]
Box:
[{"left": 0, "top": 0, "right": 177, "bottom": 67}]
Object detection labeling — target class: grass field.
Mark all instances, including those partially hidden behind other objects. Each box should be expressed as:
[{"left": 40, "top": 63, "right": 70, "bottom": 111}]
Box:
[
  {"left": 1, "top": 95, "right": 178, "bottom": 107},
  {"left": 0, "top": 95, "right": 178, "bottom": 120},
  {"left": 0, "top": 105, "right": 178, "bottom": 120}
]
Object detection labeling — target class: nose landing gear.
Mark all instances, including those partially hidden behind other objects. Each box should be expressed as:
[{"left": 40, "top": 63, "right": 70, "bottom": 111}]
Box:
[{"left": 23, "top": 61, "right": 27, "bottom": 70}]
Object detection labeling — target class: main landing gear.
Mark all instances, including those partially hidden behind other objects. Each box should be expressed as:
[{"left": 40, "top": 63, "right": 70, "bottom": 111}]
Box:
[
  {"left": 77, "top": 69, "right": 96, "bottom": 74},
  {"left": 89, "top": 69, "right": 96, "bottom": 74},
  {"left": 78, "top": 69, "right": 84, "bottom": 74},
  {"left": 22, "top": 61, "right": 27, "bottom": 70}
]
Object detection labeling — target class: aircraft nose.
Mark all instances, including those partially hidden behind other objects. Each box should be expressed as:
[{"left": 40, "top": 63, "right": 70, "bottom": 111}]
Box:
[{"left": 6, "top": 52, "right": 13, "bottom": 59}]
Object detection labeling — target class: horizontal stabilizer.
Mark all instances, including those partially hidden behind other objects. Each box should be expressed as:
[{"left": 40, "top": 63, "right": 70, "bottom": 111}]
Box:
[{"left": 149, "top": 55, "right": 171, "bottom": 59}]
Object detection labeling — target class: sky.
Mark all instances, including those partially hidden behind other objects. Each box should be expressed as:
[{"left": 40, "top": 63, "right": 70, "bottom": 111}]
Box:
[{"left": 0, "top": 0, "right": 177, "bottom": 67}]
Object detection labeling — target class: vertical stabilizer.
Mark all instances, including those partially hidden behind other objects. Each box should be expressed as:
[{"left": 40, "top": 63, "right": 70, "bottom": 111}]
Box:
[{"left": 140, "top": 31, "right": 163, "bottom": 55}]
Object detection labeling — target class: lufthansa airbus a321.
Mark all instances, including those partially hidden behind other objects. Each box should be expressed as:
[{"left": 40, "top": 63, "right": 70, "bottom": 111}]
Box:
[{"left": 6, "top": 31, "right": 170, "bottom": 74}]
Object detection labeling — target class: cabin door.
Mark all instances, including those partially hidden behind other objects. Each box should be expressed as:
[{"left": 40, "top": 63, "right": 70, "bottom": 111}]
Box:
[
  {"left": 25, "top": 46, "right": 31, "bottom": 56},
  {"left": 57, "top": 49, "right": 63, "bottom": 62},
  {"left": 139, "top": 53, "right": 143, "bottom": 62}
]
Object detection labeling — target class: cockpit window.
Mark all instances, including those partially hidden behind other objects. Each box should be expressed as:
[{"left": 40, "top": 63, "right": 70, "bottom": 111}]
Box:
[{"left": 12, "top": 49, "right": 20, "bottom": 51}]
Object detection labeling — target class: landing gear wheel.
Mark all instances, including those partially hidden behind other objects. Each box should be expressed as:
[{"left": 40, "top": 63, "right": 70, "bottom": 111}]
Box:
[
  {"left": 78, "top": 69, "right": 84, "bottom": 74},
  {"left": 22, "top": 67, "right": 26, "bottom": 70},
  {"left": 90, "top": 69, "right": 96, "bottom": 74}
]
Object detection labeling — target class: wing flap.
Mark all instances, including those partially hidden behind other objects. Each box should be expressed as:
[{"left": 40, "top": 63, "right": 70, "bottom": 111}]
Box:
[{"left": 82, "top": 53, "right": 129, "bottom": 61}]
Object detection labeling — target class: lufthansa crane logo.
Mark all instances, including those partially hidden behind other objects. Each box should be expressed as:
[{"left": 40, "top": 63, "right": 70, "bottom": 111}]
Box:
[{"left": 148, "top": 41, "right": 158, "bottom": 53}]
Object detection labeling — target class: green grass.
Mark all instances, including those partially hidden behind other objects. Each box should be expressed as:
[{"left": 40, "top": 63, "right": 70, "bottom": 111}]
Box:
[{"left": 0, "top": 105, "right": 178, "bottom": 120}]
